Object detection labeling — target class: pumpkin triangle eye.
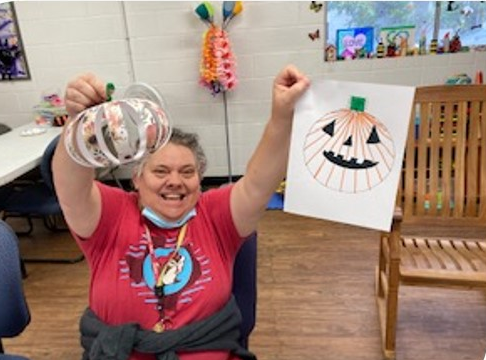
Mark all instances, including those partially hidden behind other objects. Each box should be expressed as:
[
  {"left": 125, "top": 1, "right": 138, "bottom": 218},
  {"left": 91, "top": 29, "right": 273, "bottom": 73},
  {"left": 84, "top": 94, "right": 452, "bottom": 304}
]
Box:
[
  {"left": 367, "top": 126, "right": 380, "bottom": 144},
  {"left": 322, "top": 120, "right": 335, "bottom": 136},
  {"left": 343, "top": 136, "right": 352, "bottom": 146}
]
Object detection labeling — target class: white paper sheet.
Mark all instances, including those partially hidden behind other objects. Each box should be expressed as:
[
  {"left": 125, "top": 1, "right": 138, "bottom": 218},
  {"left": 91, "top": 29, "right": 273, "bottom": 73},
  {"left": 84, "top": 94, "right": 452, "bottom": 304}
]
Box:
[{"left": 284, "top": 79, "right": 415, "bottom": 231}]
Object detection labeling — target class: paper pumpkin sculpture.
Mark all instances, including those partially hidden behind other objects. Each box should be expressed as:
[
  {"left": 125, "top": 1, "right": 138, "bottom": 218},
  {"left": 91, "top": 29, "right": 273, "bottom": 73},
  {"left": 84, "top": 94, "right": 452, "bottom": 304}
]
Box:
[
  {"left": 195, "top": 1, "right": 242, "bottom": 96},
  {"left": 65, "top": 98, "right": 171, "bottom": 168},
  {"left": 303, "top": 96, "right": 396, "bottom": 193}
]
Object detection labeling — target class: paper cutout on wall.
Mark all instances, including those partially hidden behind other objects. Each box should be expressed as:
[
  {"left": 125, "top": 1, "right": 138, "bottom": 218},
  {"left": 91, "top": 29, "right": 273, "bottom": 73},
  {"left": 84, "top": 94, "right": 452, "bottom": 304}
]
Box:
[
  {"left": 309, "top": 1, "right": 323, "bottom": 13},
  {"left": 285, "top": 80, "right": 415, "bottom": 231},
  {"left": 308, "top": 29, "right": 320, "bottom": 41}
]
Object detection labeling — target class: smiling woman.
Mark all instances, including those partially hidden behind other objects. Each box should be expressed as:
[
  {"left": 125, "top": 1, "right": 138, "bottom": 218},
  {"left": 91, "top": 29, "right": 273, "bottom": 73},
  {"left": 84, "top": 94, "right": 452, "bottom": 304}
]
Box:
[
  {"left": 133, "top": 130, "right": 203, "bottom": 224},
  {"left": 51, "top": 65, "right": 310, "bottom": 360}
]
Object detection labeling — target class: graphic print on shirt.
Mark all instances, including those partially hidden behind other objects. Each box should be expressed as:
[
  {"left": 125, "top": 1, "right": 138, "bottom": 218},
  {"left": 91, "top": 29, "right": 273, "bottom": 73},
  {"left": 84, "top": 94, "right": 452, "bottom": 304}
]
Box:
[{"left": 119, "top": 231, "right": 210, "bottom": 314}]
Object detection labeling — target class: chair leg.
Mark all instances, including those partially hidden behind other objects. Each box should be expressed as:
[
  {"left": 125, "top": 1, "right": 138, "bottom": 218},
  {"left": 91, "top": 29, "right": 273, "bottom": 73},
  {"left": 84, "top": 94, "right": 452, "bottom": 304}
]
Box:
[
  {"left": 25, "top": 215, "right": 84, "bottom": 263},
  {"left": 43, "top": 214, "right": 58, "bottom": 231},
  {"left": 376, "top": 234, "right": 386, "bottom": 298},
  {"left": 20, "top": 256, "right": 27, "bottom": 279},
  {"left": 43, "top": 214, "right": 68, "bottom": 232},
  {"left": 384, "top": 258, "right": 400, "bottom": 358},
  {"left": 5, "top": 214, "right": 83, "bottom": 264},
  {"left": 2, "top": 214, "right": 33, "bottom": 236},
  {"left": 376, "top": 229, "right": 401, "bottom": 359}
]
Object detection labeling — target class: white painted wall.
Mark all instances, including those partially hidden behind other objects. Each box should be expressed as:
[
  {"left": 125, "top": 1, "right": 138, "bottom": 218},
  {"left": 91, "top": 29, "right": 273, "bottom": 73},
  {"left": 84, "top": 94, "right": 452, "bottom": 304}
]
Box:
[{"left": 2, "top": 1, "right": 486, "bottom": 177}]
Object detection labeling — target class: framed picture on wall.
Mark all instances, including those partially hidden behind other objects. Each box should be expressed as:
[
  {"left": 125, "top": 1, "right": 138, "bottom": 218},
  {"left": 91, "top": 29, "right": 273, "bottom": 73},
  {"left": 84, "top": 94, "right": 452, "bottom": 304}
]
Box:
[
  {"left": 336, "top": 27, "right": 374, "bottom": 60},
  {"left": 379, "top": 25, "right": 416, "bottom": 54},
  {"left": 0, "top": 2, "right": 30, "bottom": 81}
]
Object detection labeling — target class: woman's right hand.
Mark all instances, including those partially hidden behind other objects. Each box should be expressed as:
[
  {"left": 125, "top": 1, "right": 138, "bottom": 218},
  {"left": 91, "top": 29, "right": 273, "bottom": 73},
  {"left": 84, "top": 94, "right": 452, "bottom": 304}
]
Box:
[
  {"left": 271, "top": 64, "right": 310, "bottom": 124},
  {"left": 53, "top": 74, "right": 108, "bottom": 239},
  {"left": 65, "top": 73, "right": 107, "bottom": 119}
]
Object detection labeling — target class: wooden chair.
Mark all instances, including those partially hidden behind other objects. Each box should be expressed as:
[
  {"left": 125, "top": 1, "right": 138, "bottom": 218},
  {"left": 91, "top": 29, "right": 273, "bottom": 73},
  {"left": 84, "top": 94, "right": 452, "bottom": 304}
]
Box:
[{"left": 375, "top": 84, "right": 486, "bottom": 359}]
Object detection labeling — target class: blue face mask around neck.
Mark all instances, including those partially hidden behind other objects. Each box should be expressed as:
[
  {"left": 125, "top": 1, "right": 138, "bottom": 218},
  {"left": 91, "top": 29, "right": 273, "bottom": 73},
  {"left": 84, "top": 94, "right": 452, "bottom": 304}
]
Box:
[{"left": 142, "top": 206, "right": 197, "bottom": 229}]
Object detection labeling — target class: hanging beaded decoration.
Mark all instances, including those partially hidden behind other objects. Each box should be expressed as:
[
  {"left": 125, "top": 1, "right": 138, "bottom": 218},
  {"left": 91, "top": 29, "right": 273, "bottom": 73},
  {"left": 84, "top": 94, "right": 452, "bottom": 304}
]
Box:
[
  {"left": 64, "top": 84, "right": 171, "bottom": 168},
  {"left": 195, "top": 1, "right": 242, "bottom": 96},
  {"left": 199, "top": 24, "right": 238, "bottom": 95}
]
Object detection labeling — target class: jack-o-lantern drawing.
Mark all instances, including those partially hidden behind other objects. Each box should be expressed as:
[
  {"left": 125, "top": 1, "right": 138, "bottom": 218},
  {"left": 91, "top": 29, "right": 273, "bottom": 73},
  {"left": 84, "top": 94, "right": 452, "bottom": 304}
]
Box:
[{"left": 303, "top": 96, "right": 395, "bottom": 193}]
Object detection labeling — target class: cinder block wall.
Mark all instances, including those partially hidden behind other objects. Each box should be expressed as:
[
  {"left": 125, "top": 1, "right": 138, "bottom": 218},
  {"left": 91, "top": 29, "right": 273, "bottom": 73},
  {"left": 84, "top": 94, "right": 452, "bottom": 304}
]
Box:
[{"left": 2, "top": 1, "right": 485, "bottom": 177}]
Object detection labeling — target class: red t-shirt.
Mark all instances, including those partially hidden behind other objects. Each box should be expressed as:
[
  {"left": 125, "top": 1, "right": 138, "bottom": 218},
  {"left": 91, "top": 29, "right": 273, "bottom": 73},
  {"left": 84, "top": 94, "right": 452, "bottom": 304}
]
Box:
[{"left": 74, "top": 182, "right": 245, "bottom": 360}]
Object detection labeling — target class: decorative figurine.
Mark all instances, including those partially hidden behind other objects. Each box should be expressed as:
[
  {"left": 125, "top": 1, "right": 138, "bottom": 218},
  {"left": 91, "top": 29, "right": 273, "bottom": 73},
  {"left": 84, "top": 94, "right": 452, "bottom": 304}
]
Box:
[
  {"left": 419, "top": 33, "right": 427, "bottom": 55},
  {"left": 445, "top": 73, "right": 472, "bottom": 85},
  {"left": 450, "top": 32, "right": 462, "bottom": 53},
  {"left": 325, "top": 44, "right": 337, "bottom": 62},
  {"left": 357, "top": 47, "right": 367, "bottom": 59},
  {"left": 376, "top": 40, "right": 385, "bottom": 58},
  {"left": 386, "top": 42, "right": 396, "bottom": 57},
  {"left": 430, "top": 39, "right": 438, "bottom": 54},
  {"left": 475, "top": 70, "right": 484, "bottom": 84},
  {"left": 399, "top": 36, "right": 408, "bottom": 56},
  {"left": 442, "top": 32, "right": 450, "bottom": 53}
]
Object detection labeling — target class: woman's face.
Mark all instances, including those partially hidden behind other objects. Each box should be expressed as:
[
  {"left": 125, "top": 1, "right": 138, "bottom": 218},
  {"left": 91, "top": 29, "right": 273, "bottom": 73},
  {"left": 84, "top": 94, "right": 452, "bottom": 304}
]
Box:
[{"left": 133, "top": 143, "right": 201, "bottom": 222}]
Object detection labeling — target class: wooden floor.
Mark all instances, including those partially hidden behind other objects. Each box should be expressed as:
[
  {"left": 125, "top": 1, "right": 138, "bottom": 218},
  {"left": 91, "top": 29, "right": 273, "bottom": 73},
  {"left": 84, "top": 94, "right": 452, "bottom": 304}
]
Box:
[{"left": 3, "top": 211, "right": 486, "bottom": 360}]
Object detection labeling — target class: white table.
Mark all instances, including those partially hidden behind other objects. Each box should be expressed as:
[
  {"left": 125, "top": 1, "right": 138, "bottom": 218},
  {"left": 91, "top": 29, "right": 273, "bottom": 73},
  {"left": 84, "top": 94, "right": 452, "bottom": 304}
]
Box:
[{"left": 0, "top": 123, "right": 62, "bottom": 187}]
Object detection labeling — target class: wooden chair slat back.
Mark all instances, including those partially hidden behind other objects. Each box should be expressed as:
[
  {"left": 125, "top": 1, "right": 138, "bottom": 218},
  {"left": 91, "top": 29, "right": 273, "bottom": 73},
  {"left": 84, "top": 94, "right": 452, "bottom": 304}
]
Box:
[{"left": 399, "top": 85, "right": 486, "bottom": 223}]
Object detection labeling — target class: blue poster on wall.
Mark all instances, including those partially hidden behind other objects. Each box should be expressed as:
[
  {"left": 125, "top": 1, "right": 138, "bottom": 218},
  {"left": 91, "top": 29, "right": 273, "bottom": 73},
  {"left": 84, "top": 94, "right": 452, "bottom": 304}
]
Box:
[{"left": 336, "top": 27, "right": 374, "bottom": 60}]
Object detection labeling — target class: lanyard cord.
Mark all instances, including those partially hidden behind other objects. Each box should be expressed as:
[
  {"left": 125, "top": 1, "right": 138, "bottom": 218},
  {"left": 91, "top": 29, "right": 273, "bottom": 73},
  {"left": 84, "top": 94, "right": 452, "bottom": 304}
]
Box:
[
  {"left": 144, "top": 223, "right": 188, "bottom": 332},
  {"left": 144, "top": 223, "right": 188, "bottom": 297}
]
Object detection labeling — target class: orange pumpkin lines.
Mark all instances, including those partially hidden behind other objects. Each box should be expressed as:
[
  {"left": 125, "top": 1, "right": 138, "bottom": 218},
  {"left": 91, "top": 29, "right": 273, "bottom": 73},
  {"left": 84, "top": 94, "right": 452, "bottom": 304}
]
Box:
[{"left": 304, "top": 104, "right": 395, "bottom": 193}]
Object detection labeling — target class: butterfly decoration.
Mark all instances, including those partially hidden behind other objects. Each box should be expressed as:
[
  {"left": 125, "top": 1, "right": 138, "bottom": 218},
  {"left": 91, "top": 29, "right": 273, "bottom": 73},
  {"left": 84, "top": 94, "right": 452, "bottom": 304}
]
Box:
[
  {"left": 195, "top": 1, "right": 243, "bottom": 96},
  {"left": 446, "top": 1, "right": 459, "bottom": 11},
  {"left": 309, "top": 1, "right": 323, "bottom": 13},
  {"left": 308, "top": 29, "right": 320, "bottom": 41}
]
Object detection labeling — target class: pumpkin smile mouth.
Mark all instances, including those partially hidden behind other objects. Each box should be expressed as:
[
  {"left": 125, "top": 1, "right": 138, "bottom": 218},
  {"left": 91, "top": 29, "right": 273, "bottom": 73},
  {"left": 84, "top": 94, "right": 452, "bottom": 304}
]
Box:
[{"left": 323, "top": 150, "right": 378, "bottom": 169}]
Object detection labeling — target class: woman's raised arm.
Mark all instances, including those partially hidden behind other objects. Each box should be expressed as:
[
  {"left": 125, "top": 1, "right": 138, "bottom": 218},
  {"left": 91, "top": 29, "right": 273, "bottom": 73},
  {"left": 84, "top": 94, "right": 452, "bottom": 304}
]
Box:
[
  {"left": 231, "top": 65, "right": 310, "bottom": 237},
  {"left": 52, "top": 73, "right": 107, "bottom": 238}
]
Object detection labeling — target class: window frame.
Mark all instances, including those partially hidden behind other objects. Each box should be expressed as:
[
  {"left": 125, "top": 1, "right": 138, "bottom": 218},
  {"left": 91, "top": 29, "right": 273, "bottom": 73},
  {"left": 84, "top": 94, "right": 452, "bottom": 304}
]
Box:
[{"left": 324, "top": 1, "right": 486, "bottom": 62}]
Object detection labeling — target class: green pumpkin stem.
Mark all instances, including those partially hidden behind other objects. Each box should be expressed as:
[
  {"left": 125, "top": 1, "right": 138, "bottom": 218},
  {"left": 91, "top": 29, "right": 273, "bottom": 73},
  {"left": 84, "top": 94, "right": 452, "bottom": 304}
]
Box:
[
  {"left": 106, "top": 82, "right": 115, "bottom": 102},
  {"left": 350, "top": 96, "right": 366, "bottom": 112}
]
